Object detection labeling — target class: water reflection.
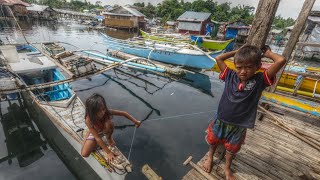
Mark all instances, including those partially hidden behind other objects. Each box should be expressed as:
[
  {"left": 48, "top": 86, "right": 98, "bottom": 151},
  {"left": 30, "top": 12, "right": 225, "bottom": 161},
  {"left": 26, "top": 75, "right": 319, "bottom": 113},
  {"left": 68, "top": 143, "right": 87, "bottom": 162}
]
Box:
[
  {"left": 0, "top": 93, "right": 47, "bottom": 167},
  {"left": 0, "top": 92, "right": 75, "bottom": 180}
]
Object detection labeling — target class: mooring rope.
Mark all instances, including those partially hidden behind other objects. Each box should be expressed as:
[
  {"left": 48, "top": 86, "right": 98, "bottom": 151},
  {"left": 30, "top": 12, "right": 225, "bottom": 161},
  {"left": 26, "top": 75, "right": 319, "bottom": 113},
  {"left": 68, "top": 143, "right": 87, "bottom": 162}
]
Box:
[
  {"left": 143, "top": 110, "right": 216, "bottom": 123},
  {"left": 127, "top": 126, "right": 137, "bottom": 161},
  {"left": 126, "top": 110, "right": 216, "bottom": 160}
]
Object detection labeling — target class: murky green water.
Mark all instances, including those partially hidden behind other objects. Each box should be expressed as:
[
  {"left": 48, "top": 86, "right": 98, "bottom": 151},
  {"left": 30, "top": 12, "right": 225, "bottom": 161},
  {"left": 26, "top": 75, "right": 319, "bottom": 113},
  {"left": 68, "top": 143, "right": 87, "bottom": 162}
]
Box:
[{"left": 0, "top": 20, "right": 223, "bottom": 179}]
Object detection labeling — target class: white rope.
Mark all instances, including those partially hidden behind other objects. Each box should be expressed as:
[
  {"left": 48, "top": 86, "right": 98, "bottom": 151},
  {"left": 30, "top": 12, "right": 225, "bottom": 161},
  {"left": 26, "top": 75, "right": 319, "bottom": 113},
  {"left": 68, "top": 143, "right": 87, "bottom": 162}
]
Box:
[
  {"left": 127, "top": 126, "right": 137, "bottom": 161},
  {"left": 126, "top": 110, "right": 216, "bottom": 161},
  {"left": 145, "top": 110, "right": 216, "bottom": 123}
]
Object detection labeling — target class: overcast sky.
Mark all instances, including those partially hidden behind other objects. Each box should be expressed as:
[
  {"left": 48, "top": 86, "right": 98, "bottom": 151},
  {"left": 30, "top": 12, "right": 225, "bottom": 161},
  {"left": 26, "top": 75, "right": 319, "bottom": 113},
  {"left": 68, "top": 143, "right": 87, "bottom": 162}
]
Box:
[{"left": 88, "top": 0, "right": 320, "bottom": 19}]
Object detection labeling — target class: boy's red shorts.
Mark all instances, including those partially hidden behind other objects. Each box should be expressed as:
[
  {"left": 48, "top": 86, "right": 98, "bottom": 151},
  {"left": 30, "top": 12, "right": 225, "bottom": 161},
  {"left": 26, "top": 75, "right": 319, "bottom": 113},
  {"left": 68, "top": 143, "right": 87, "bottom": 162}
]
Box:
[{"left": 205, "top": 119, "right": 247, "bottom": 154}]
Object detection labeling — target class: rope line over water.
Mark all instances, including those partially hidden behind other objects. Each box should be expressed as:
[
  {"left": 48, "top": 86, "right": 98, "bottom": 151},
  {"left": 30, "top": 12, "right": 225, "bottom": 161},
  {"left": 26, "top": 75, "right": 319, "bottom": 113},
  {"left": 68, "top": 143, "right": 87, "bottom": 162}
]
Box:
[
  {"left": 143, "top": 110, "right": 216, "bottom": 123},
  {"left": 125, "top": 110, "right": 216, "bottom": 161}
]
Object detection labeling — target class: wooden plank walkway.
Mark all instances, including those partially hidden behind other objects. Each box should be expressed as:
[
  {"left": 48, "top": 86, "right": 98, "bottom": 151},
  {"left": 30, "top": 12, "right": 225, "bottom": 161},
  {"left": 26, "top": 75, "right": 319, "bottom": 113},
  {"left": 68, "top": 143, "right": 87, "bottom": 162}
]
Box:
[{"left": 182, "top": 107, "right": 320, "bottom": 180}]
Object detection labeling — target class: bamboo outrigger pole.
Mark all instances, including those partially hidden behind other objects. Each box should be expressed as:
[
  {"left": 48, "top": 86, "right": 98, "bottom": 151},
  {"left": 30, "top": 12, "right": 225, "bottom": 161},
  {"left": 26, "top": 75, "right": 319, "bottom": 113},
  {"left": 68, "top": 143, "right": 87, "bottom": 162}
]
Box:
[
  {"left": 0, "top": 57, "right": 143, "bottom": 94},
  {"left": 271, "top": 0, "right": 317, "bottom": 92}
]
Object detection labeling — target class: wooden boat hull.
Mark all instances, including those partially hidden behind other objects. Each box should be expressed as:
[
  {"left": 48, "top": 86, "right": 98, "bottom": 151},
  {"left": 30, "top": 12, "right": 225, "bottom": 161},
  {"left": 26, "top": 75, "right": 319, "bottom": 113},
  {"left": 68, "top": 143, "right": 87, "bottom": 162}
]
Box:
[
  {"left": 190, "top": 36, "right": 233, "bottom": 50},
  {"left": 261, "top": 91, "right": 320, "bottom": 117},
  {"left": 103, "top": 34, "right": 219, "bottom": 69},
  {"left": 212, "top": 60, "right": 320, "bottom": 95}
]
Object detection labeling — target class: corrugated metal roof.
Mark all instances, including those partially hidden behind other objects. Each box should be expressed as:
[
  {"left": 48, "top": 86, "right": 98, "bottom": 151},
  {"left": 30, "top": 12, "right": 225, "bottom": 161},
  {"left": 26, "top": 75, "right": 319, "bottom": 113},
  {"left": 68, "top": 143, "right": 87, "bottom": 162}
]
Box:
[
  {"left": 308, "top": 16, "right": 320, "bottom": 23},
  {"left": 285, "top": 25, "right": 294, "bottom": 30},
  {"left": 123, "top": 6, "right": 145, "bottom": 17},
  {"left": 270, "top": 29, "right": 283, "bottom": 34},
  {"left": 0, "top": 0, "right": 30, "bottom": 6},
  {"left": 178, "top": 22, "right": 202, "bottom": 32},
  {"left": 166, "top": 21, "right": 176, "bottom": 26},
  {"left": 103, "top": 12, "right": 133, "bottom": 17},
  {"left": 177, "top": 11, "right": 211, "bottom": 22},
  {"left": 107, "top": 6, "right": 145, "bottom": 17},
  {"left": 26, "top": 4, "right": 50, "bottom": 12}
]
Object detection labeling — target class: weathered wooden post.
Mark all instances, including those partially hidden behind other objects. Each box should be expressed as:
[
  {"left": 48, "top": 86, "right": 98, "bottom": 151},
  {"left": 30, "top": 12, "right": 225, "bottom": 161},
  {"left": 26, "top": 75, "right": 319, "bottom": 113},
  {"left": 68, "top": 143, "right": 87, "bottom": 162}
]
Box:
[
  {"left": 271, "top": 0, "right": 316, "bottom": 92},
  {"left": 246, "top": 0, "right": 281, "bottom": 49}
]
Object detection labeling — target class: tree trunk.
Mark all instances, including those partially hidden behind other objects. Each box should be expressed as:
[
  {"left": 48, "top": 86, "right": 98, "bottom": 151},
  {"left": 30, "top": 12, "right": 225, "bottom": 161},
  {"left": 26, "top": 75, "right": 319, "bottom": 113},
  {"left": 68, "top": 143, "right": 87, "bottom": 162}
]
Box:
[
  {"left": 271, "top": 0, "right": 316, "bottom": 92},
  {"left": 246, "top": 0, "right": 280, "bottom": 49}
]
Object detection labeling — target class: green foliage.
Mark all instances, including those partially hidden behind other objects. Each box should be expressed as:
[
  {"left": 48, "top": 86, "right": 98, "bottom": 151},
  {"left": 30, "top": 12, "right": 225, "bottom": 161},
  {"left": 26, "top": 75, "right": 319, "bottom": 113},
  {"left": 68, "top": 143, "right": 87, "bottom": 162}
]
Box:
[
  {"left": 133, "top": 2, "right": 145, "bottom": 7},
  {"left": 136, "top": 0, "right": 255, "bottom": 24},
  {"left": 135, "top": 3, "right": 156, "bottom": 18},
  {"left": 23, "top": 0, "right": 295, "bottom": 28},
  {"left": 273, "top": 15, "right": 295, "bottom": 29}
]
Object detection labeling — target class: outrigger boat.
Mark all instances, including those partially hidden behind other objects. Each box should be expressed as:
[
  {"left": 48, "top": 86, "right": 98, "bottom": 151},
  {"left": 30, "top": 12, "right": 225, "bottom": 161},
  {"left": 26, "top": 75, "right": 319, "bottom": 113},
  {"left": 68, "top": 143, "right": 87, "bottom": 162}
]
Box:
[
  {"left": 140, "top": 30, "right": 233, "bottom": 50},
  {"left": 0, "top": 44, "right": 132, "bottom": 180},
  {"left": 102, "top": 33, "right": 221, "bottom": 69}
]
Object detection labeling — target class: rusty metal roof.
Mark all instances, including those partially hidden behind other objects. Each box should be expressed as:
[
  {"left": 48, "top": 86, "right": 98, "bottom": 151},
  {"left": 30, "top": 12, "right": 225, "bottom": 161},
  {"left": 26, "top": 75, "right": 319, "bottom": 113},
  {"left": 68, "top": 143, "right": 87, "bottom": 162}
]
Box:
[{"left": 0, "top": 0, "right": 30, "bottom": 6}]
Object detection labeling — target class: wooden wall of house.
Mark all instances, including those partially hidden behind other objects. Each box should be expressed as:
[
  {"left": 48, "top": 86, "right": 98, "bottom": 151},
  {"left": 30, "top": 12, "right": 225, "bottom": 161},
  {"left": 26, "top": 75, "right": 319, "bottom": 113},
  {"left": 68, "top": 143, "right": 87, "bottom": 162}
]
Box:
[
  {"left": 105, "top": 18, "right": 135, "bottom": 28},
  {"left": 178, "top": 29, "right": 200, "bottom": 35},
  {"left": 200, "top": 19, "right": 210, "bottom": 35}
]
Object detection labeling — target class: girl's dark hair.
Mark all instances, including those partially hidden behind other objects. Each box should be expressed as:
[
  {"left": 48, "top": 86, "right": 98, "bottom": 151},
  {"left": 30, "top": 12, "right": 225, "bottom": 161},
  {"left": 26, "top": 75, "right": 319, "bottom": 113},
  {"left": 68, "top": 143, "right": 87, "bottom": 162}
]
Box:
[
  {"left": 234, "top": 45, "right": 262, "bottom": 66},
  {"left": 85, "top": 93, "right": 112, "bottom": 123}
]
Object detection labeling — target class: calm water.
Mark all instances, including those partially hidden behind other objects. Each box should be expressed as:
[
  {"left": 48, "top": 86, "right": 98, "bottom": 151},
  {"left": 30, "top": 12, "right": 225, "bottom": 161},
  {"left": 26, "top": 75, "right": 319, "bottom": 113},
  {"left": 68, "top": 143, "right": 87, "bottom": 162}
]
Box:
[{"left": 0, "top": 20, "right": 224, "bottom": 179}]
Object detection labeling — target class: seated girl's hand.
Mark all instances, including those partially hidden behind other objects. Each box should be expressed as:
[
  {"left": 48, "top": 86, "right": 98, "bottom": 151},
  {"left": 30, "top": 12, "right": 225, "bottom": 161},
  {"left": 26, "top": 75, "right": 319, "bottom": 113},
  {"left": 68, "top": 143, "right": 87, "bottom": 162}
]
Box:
[
  {"left": 135, "top": 121, "right": 141, "bottom": 128},
  {"left": 105, "top": 152, "right": 117, "bottom": 162}
]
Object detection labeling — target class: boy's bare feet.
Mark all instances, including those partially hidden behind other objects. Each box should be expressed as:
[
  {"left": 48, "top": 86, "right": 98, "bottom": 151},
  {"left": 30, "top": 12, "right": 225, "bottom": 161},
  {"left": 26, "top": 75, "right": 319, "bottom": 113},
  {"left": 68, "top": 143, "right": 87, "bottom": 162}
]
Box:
[
  {"left": 202, "top": 156, "right": 213, "bottom": 173},
  {"left": 225, "top": 167, "right": 236, "bottom": 180}
]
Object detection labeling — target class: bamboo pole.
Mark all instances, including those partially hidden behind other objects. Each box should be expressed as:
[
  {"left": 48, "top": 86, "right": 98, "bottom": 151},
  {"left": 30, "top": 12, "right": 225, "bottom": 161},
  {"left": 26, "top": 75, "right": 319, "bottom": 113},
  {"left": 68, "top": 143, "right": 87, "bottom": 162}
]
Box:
[
  {"left": 0, "top": 58, "right": 140, "bottom": 94},
  {"left": 246, "top": 0, "right": 280, "bottom": 49},
  {"left": 271, "top": 0, "right": 317, "bottom": 92},
  {"left": 258, "top": 105, "right": 320, "bottom": 152}
]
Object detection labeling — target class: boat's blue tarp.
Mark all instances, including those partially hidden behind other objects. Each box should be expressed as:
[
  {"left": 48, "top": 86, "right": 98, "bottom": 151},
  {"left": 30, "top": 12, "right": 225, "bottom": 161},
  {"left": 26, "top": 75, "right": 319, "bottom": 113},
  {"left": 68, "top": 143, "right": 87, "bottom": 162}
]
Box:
[
  {"left": 16, "top": 44, "right": 37, "bottom": 52},
  {"left": 31, "top": 69, "right": 72, "bottom": 101},
  {"left": 190, "top": 35, "right": 203, "bottom": 45},
  {"left": 48, "top": 69, "right": 72, "bottom": 101},
  {"left": 205, "top": 24, "right": 212, "bottom": 36}
]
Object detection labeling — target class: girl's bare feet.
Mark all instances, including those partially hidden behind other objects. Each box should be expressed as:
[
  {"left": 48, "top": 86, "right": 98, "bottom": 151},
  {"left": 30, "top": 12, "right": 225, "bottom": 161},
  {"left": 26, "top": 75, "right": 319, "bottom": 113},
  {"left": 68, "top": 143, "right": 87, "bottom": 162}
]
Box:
[
  {"left": 108, "top": 137, "right": 116, "bottom": 147},
  {"left": 202, "top": 156, "right": 213, "bottom": 173},
  {"left": 225, "top": 167, "right": 236, "bottom": 180}
]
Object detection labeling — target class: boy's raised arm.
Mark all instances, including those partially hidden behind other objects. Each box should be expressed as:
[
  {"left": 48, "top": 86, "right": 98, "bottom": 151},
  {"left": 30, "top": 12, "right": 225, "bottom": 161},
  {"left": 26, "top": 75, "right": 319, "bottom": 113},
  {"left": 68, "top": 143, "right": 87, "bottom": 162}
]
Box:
[
  {"left": 264, "top": 49, "right": 286, "bottom": 79},
  {"left": 216, "top": 50, "right": 237, "bottom": 71}
]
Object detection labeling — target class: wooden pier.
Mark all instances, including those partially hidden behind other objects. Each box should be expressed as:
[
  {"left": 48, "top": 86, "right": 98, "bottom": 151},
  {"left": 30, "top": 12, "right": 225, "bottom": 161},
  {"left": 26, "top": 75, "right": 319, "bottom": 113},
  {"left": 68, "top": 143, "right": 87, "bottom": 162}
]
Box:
[
  {"left": 182, "top": 107, "right": 320, "bottom": 180},
  {"left": 53, "top": 8, "right": 95, "bottom": 20}
]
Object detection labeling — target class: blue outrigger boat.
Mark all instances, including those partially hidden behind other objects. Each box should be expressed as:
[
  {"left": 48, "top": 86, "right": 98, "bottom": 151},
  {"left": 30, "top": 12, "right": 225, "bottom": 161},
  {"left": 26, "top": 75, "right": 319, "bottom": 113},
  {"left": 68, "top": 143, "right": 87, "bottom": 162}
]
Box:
[{"left": 102, "top": 34, "right": 221, "bottom": 69}]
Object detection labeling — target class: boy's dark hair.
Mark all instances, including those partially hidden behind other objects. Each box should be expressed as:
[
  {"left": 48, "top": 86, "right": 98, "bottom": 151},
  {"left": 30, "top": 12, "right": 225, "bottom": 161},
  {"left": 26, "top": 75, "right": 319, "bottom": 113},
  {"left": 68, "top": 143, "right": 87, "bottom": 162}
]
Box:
[
  {"left": 234, "top": 45, "right": 262, "bottom": 66},
  {"left": 85, "top": 93, "right": 112, "bottom": 123}
]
